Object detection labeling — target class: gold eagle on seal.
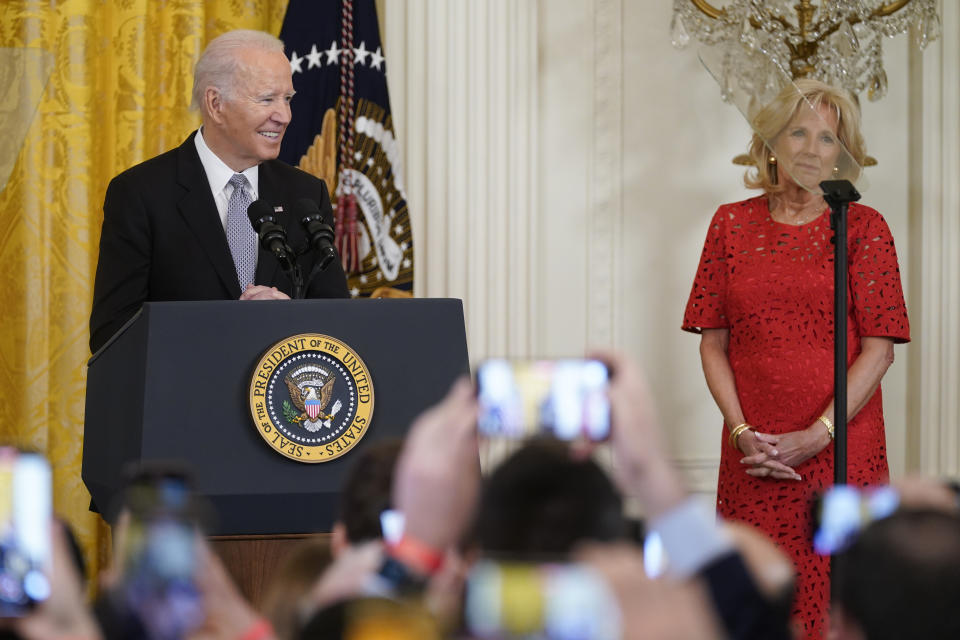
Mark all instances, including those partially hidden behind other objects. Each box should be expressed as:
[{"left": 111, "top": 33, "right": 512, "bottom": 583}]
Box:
[{"left": 284, "top": 368, "right": 341, "bottom": 433}]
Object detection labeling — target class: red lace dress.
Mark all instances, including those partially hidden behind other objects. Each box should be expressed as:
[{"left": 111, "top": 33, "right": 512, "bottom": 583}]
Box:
[{"left": 682, "top": 196, "right": 910, "bottom": 639}]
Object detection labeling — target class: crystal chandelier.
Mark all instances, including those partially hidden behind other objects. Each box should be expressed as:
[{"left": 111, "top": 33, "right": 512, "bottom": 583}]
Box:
[{"left": 671, "top": 0, "right": 941, "bottom": 105}]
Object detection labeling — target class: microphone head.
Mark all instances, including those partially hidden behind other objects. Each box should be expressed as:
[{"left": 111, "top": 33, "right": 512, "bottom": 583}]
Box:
[
  {"left": 247, "top": 199, "right": 277, "bottom": 231},
  {"left": 294, "top": 197, "right": 323, "bottom": 221},
  {"left": 316, "top": 246, "right": 337, "bottom": 271}
]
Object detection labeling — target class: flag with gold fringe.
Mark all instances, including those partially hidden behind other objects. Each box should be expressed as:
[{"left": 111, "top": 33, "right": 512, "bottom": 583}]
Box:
[{"left": 279, "top": 0, "right": 413, "bottom": 297}]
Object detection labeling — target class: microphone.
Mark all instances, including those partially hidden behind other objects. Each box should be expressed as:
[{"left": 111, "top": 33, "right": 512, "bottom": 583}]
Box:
[
  {"left": 247, "top": 200, "right": 295, "bottom": 270},
  {"left": 294, "top": 198, "right": 337, "bottom": 271}
]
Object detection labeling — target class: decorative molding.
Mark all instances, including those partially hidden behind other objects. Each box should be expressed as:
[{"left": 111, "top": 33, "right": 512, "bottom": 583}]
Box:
[
  {"left": 588, "top": 0, "right": 623, "bottom": 347},
  {"left": 673, "top": 456, "right": 720, "bottom": 496},
  {"left": 907, "top": 0, "right": 960, "bottom": 477}
]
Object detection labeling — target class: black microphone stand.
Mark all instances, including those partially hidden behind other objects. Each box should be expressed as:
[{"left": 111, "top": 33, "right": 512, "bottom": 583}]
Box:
[
  {"left": 247, "top": 202, "right": 306, "bottom": 299},
  {"left": 263, "top": 233, "right": 304, "bottom": 299},
  {"left": 820, "top": 178, "right": 860, "bottom": 595},
  {"left": 290, "top": 263, "right": 305, "bottom": 300}
]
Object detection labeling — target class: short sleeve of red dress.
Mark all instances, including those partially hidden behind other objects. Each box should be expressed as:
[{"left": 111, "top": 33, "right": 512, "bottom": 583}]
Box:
[
  {"left": 848, "top": 204, "right": 910, "bottom": 343},
  {"left": 682, "top": 205, "right": 730, "bottom": 332}
]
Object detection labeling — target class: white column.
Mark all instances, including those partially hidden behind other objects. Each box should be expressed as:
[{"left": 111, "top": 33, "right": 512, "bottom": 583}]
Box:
[{"left": 907, "top": 0, "right": 960, "bottom": 477}]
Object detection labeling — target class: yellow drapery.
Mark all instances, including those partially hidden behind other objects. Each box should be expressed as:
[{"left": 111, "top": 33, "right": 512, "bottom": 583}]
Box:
[{"left": 0, "top": 0, "right": 288, "bottom": 586}]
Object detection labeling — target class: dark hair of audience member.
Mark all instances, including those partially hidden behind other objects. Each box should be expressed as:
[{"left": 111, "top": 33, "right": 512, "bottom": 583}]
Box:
[
  {"left": 337, "top": 440, "right": 404, "bottom": 543},
  {"left": 261, "top": 537, "right": 333, "bottom": 640},
  {"left": 472, "top": 439, "right": 626, "bottom": 556},
  {"left": 836, "top": 508, "right": 960, "bottom": 640}
]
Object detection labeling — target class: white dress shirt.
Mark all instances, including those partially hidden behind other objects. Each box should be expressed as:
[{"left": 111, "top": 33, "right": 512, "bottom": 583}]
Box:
[{"left": 194, "top": 128, "right": 260, "bottom": 230}]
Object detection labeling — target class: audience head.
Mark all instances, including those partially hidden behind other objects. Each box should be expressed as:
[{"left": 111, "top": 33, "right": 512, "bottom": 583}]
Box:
[
  {"left": 261, "top": 538, "right": 333, "bottom": 640},
  {"left": 834, "top": 508, "right": 960, "bottom": 640},
  {"left": 332, "top": 440, "right": 403, "bottom": 554},
  {"left": 473, "top": 439, "right": 626, "bottom": 556}
]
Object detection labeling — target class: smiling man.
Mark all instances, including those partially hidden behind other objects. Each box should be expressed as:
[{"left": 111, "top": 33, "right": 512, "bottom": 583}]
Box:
[{"left": 90, "top": 30, "right": 349, "bottom": 353}]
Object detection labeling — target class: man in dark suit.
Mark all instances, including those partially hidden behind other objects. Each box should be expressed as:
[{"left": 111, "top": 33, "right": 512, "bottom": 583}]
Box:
[{"left": 90, "top": 29, "right": 349, "bottom": 352}]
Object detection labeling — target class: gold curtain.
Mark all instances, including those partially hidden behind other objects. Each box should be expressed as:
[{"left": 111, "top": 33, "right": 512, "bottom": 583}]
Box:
[{"left": 0, "top": 0, "right": 288, "bottom": 586}]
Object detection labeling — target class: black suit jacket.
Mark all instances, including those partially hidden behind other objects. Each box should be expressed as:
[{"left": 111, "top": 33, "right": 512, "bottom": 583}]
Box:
[{"left": 90, "top": 131, "right": 349, "bottom": 352}]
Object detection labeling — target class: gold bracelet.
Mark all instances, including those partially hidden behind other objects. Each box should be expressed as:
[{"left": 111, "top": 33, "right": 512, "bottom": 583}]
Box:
[
  {"left": 728, "top": 422, "right": 753, "bottom": 450},
  {"left": 818, "top": 415, "right": 835, "bottom": 440}
]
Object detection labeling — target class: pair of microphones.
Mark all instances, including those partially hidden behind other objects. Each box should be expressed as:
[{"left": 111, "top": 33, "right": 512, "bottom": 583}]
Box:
[{"left": 246, "top": 198, "right": 337, "bottom": 299}]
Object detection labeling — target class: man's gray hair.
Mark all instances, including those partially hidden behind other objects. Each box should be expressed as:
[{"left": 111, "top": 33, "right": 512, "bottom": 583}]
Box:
[{"left": 191, "top": 29, "right": 286, "bottom": 112}]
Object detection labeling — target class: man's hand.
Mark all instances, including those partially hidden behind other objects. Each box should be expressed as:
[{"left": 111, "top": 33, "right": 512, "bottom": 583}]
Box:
[
  {"left": 239, "top": 285, "right": 290, "bottom": 301},
  {"left": 393, "top": 377, "right": 480, "bottom": 551}
]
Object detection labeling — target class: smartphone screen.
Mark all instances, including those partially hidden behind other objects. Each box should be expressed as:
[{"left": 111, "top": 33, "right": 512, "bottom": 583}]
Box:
[
  {"left": 812, "top": 484, "right": 899, "bottom": 555},
  {"left": 464, "top": 559, "right": 621, "bottom": 640},
  {"left": 379, "top": 509, "right": 405, "bottom": 545},
  {"left": 120, "top": 475, "right": 204, "bottom": 639},
  {"left": 0, "top": 449, "right": 52, "bottom": 616},
  {"left": 476, "top": 359, "right": 611, "bottom": 441}
]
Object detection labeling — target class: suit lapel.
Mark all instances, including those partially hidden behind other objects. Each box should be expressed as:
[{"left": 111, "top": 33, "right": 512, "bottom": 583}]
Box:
[
  {"left": 175, "top": 132, "right": 243, "bottom": 298},
  {"left": 254, "top": 161, "right": 282, "bottom": 287}
]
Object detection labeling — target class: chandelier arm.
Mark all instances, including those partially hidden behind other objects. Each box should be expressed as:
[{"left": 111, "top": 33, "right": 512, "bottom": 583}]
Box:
[
  {"left": 875, "top": 0, "right": 912, "bottom": 17},
  {"left": 691, "top": 0, "right": 912, "bottom": 21},
  {"left": 690, "top": 0, "right": 725, "bottom": 20}
]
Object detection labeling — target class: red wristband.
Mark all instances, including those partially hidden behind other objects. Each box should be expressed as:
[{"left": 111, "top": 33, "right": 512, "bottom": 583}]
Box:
[
  {"left": 387, "top": 534, "right": 445, "bottom": 575},
  {"left": 237, "top": 618, "right": 274, "bottom": 640}
]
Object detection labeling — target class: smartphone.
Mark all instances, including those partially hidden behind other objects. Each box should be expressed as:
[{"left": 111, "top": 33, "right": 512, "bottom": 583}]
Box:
[
  {"left": 119, "top": 473, "right": 204, "bottom": 640},
  {"left": 0, "top": 448, "right": 52, "bottom": 616},
  {"left": 379, "top": 508, "right": 405, "bottom": 545},
  {"left": 812, "top": 484, "right": 900, "bottom": 555},
  {"left": 464, "top": 559, "right": 621, "bottom": 640},
  {"left": 476, "top": 359, "right": 611, "bottom": 441}
]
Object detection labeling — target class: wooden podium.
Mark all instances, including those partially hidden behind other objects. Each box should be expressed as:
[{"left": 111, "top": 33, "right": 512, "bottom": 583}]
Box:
[{"left": 82, "top": 299, "right": 469, "bottom": 601}]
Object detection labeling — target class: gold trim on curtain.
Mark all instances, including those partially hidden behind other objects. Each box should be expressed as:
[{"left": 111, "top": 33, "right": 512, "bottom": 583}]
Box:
[{"left": 0, "top": 0, "right": 288, "bottom": 592}]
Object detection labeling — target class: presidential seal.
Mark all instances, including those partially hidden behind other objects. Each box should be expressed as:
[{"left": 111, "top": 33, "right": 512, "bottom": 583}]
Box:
[{"left": 249, "top": 334, "right": 374, "bottom": 463}]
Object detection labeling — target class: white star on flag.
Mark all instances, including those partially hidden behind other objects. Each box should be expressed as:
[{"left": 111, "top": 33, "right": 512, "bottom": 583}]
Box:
[
  {"left": 370, "top": 47, "right": 385, "bottom": 70},
  {"left": 306, "top": 44, "right": 323, "bottom": 69},
  {"left": 354, "top": 41, "right": 370, "bottom": 66},
  {"left": 402, "top": 258, "right": 411, "bottom": 268},
  {"left": 394, "top": 224, "right": 404, "bottom": 235},
  {"left": 326, "top": 41, "right": 341, "bottom": 65},
  {"left": 289, "top": 51, "right": 304, "bottom": 74}
]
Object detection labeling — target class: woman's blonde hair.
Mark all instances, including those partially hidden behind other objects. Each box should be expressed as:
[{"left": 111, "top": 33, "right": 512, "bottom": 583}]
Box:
[{"left": 745, "top": 78, "right": 866, "bottom": 193}]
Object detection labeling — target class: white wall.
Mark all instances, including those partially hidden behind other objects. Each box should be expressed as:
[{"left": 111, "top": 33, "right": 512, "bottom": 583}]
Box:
[{"left": 382, "top": 0, "right": 959, "bottom": 494}]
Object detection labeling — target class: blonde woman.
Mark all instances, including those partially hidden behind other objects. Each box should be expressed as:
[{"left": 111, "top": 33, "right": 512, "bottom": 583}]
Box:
[{"left": 682, "top": 79, "right": 909, "bottom": 639}]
